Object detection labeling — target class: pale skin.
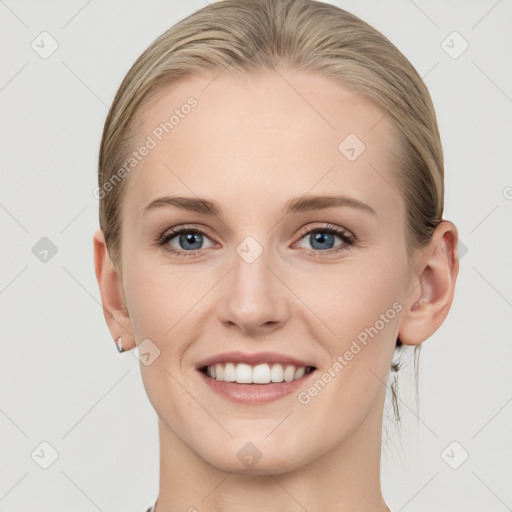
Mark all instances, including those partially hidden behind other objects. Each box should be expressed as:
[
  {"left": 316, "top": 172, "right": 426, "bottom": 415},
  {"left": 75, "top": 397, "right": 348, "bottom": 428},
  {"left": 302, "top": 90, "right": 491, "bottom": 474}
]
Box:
[{"left": 94, "top": 69, "right": 459, "bottom": 511}]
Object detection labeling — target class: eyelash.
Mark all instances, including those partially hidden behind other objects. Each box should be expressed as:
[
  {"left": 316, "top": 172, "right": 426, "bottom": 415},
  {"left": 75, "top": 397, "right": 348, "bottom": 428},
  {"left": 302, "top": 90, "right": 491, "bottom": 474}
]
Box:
[{"left": 156, "top": 223, "right": 356, "bottom": 258}]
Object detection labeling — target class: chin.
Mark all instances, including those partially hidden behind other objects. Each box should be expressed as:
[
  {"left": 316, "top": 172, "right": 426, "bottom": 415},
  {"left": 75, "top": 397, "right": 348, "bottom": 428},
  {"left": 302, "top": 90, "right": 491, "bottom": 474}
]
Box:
[{"left": 197, "top": 438, "right": 312, "bottom": 476}]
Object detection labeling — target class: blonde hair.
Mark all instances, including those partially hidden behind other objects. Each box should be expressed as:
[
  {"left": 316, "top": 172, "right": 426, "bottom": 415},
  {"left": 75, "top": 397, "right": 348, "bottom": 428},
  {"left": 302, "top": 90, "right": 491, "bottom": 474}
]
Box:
[{"left": 98, "top": 0, "right": 445, "bottom": 425}]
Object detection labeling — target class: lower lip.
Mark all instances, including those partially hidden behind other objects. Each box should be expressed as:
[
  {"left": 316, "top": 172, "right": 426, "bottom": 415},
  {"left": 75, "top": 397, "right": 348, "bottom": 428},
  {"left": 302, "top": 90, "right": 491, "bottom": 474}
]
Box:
[{"left": 197, "top": 368, "right": 318, "bottom": 404}]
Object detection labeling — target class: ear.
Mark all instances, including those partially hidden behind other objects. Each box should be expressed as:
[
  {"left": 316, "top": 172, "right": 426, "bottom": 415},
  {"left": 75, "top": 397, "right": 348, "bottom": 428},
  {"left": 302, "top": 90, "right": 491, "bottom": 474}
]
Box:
[
  {"left": 93, "top": 228, "right": 134, "bottom": 351},
  {"left": 398, "top": 220, "right": 460, "bottom": 346}
]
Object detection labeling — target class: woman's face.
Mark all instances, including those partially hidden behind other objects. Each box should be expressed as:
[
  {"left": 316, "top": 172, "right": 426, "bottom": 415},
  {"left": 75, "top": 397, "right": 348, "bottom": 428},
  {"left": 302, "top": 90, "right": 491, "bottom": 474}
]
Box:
[{"left": 118, "top": 69, "right": 415, "bottom": 473}]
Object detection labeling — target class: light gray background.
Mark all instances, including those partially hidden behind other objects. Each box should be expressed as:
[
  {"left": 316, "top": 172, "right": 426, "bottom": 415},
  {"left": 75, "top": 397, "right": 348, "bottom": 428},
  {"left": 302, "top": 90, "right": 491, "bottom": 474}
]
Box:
[{"left": 1, "top": 0, "right": 511, "bottom": 510}]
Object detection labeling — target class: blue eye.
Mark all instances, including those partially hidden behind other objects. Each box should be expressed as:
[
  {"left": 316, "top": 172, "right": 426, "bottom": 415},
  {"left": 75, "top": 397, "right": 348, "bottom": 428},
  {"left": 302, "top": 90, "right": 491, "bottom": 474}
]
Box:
[
  {"left": 308, "top": 231, "right": 336, "bottom": 250},
  {"left": 174, "top": 232, "right": 204, "bottom": 251},
  {"left": 158, "top": 226, "right": 214, "bottom": 256},
  {"left": 157, "top": 224, "right": 355, "bottom": 257},
  {"left": 296, "top": 226, "right": 355, "bottom": 254}
]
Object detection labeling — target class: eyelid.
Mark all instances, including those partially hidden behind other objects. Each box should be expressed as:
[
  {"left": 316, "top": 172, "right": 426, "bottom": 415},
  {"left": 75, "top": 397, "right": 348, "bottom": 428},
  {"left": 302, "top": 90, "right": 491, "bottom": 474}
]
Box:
[{"left": 296, "top": 222, "right": 355, "bottom": 242}]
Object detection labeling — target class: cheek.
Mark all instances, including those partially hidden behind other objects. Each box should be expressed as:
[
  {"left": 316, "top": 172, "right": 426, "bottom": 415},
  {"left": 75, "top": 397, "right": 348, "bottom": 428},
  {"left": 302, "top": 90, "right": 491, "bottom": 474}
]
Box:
[
  {"left": 292, "top": 260, "right": 402, "bottom": 425},
  {"left": 293, "top": 254, "right": 404, "bottom": 412},
  {"left": 292, "top": 254, "right": 403, "bottom": 342},
  {"left": 122, "top": 259, "right": 200, "bottom": 415},
  {"left": 122, "top": 257, "right": 186, "bottom": 341}
]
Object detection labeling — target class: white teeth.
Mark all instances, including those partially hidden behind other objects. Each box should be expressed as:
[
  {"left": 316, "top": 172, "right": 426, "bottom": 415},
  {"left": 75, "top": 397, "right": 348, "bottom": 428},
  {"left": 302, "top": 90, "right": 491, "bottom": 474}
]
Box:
[
  {"left": 235, "top": 363, "right": 253, "bottom": 384},
  {"left": 294, "top": 366, "right": 306, "bottom": 379},
  {"left": 283, "top": 365, "right": 296, "bottom": 382},
  {"left": 204, "top": 362, "right": 312, "bottom": 384},
  {"left": 253, "top": 364, "right": 271, "bottom": 384},
  {"left": 270, "top": 364, "right": 284, "bottom": 383},
  {"left": 224, "top": 362, "right": 236, "bottom": 382}
]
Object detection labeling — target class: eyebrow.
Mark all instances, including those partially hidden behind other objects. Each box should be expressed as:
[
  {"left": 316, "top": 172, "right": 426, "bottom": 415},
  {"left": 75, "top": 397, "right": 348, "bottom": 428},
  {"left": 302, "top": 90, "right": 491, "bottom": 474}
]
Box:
[{"left": 142, "top": 194, "right": 377, "bottom": 217}]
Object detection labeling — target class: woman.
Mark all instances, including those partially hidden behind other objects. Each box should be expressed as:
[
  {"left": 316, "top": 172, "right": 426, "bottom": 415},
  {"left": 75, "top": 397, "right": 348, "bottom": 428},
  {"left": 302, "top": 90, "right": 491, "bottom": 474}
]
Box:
[{"left": 93, "top": 0, "right": 459, "bottom": 510}]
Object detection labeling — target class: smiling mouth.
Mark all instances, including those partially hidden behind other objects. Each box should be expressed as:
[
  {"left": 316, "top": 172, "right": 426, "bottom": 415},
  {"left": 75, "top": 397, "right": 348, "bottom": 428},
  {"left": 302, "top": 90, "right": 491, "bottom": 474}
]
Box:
[{"left": 199, "top": 362, "right": 317, "bottom": 384}]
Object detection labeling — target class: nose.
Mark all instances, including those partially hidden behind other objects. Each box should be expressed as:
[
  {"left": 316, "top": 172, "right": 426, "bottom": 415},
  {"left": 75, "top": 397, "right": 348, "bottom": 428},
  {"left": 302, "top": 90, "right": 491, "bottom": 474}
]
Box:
[{"left": 217, "top": 244, "right": 290, "bottom": 337}]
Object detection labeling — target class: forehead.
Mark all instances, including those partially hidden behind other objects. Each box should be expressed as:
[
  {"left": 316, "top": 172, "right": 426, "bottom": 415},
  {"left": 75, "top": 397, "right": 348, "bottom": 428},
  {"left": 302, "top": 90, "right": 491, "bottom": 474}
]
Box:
[{"left": 121, "top": 68, "right": 402, "bottom": 221}]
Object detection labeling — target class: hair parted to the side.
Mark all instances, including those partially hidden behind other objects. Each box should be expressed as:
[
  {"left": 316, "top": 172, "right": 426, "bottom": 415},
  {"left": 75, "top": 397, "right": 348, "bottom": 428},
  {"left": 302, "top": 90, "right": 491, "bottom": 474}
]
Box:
[{"left": 98, "top": 0, "right": 445, "bottom": 428}]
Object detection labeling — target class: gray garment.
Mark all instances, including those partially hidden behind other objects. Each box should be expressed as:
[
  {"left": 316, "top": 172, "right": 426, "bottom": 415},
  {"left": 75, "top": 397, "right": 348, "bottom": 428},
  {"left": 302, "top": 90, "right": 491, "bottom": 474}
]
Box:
[{"left": 145, "top": 501, "right": 393, "bottom": 511}]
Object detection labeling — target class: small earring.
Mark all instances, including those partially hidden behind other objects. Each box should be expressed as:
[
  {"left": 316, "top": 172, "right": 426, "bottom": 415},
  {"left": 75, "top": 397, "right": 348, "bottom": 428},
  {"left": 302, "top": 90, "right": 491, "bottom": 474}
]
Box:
[{"left": 116, "top": 336, "right": 125, "bottom": 353}]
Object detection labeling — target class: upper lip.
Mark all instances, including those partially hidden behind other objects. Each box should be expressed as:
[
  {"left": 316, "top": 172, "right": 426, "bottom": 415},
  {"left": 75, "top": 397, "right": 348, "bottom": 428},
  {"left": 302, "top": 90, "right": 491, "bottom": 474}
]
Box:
[{"left": 196, "top": 351, "right": 316, "bottom": 370}]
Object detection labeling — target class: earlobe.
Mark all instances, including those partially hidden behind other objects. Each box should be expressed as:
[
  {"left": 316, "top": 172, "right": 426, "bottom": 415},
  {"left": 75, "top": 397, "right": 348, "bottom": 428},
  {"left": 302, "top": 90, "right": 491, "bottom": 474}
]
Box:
[
  {"left": 93, "top": 228, "right": 134, "bottom": 351},
  {"left": 398, "top": 220, "right": 460, "bottom": 346}
]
